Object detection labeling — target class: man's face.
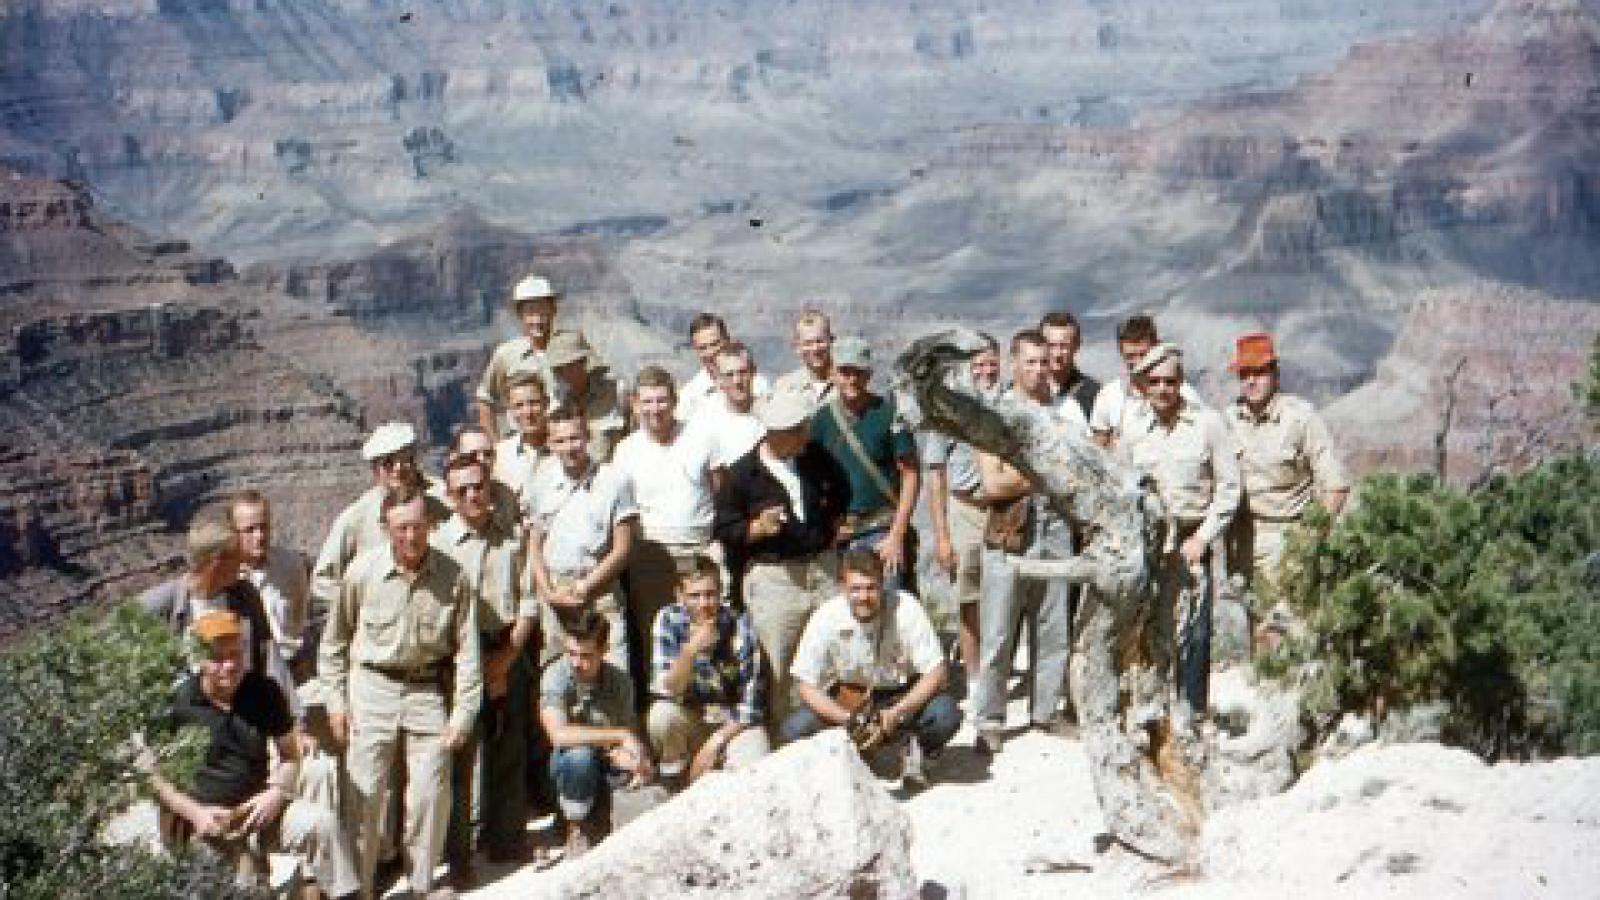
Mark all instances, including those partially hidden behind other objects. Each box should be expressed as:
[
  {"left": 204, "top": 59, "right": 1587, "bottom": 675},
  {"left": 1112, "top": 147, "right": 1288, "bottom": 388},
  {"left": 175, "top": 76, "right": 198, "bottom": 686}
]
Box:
[
  {"left": 565, "top": 635, "right": 605, "bottom": 683},
  {"left": 1238, "top": 364, "right": 1279, "bottom": 408},
  {"left": 691, "top": 325, "right": 728, "bottom": 372},
  {"left": 385, "top": 495, "right": 432, "bottom": 570},
  {"left": 843, "top": 569, "right": 884, "bottom": 623},
  {"left": 765, "top": 423, "right": 810, "bottom": 459},
  {"left": 232, "top": 502, "right": 270, "bottom": 567},
  {"left": 516, "top": 298, "right": 557, "bottom": 347},
  {"left": 447, "top": 465, "right": 491, "bottom": 527},
  {"left": 371, "top": 449, "right": 418, "bottom": 492},
  {"left": 678, "top": 573, "right": 721, "bottom": 622},
  {"left": 1145, "top": 357, "right": 1183, "bottom": 418},
  {"left": 507, "top": 384, "right": 549, "bottom": 435},
  {"left": 716, "top": 352, "right": 757, "bottom": 411},
  {"left": 635, "top": 385, "right": 676, "bottom": 436},
  {"left": 970, "top": 348, "right": 1001, "bottom": 390},
  {"left": 199, "top": 635, "right": 246, "bottom": 697},
  {"left": 1013, "top": 341, "right": 1050, "bottom": 398},
  {"left": 794, "top": 321, "right": 833, "bottom": 372},
  {"left": 454, "top": 431, "right": 495, "bottom": 472},
  {"left": 548, "top": 419, "right": 590, "bottom": 471},
  {"left": 1041, "top": 324, "right": 1080, "bottom": 379},
  {"left": 832, "top": 365, "right": 871, "bottom": 405},
  {"left": 1120, "top": 339, "right": 1155, "bottom": 380}
]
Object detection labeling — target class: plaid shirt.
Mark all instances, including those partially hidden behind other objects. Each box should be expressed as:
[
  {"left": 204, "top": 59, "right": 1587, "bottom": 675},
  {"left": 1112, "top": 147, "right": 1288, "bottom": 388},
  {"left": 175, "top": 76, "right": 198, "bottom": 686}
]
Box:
[{"left": 650, "top": 603, "right": 764, "bottom": 726}]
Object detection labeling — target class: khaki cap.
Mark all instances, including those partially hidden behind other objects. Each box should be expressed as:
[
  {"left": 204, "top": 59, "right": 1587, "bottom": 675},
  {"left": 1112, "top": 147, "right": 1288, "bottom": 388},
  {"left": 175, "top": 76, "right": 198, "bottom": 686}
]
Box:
[
  {"left": 361, "top": 421, "right": 418, "bottom": 461},
  {"left": 758, "top": 388, "right": 813, "bottom": 432},
  {"left": 833, "top": 336, "right": 872, "bottom": 371},
  {"left": 510, "top": 274, "right": 559, "bottom": 307},
  {"left": 545, "top": 331, "right": 590, "bottom": 369}
]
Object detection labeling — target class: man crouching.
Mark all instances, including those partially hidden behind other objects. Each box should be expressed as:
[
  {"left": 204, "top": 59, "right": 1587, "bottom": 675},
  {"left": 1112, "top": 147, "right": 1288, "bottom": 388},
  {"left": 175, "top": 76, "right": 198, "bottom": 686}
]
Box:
[{"left": 781, "top": 549, "right": 960, "bottom": 788}]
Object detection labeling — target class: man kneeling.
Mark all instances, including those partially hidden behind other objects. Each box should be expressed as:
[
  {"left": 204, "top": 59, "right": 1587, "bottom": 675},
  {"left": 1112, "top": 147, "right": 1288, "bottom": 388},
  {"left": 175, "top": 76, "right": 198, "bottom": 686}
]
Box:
[
  {"left": 647, "top": 556, "right": 771, "bottom": 788},
  {"left": 149, "top": 611, "right": 358, "bottom": 898},
  {"left": 781, "top": 550, "right": 960, "bottom": 787},
  {"left": 538, "top": 611, "right": 654, "bottom": 861}
]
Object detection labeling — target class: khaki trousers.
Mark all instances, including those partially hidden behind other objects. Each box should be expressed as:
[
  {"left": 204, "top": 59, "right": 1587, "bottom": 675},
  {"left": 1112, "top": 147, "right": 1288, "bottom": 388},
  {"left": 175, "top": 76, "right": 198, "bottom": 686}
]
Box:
[
  {"left": 948, "top": 497, "right": 987, "bottom": 607},
  {"left": 347, "top": 667, "right": 451, "bottom": 897},
  {"left": 646, "top": 699, "right": 771, "bottom": 775},
  {"left": 742, "top": 556, "right": 836, "bottom": 727}
]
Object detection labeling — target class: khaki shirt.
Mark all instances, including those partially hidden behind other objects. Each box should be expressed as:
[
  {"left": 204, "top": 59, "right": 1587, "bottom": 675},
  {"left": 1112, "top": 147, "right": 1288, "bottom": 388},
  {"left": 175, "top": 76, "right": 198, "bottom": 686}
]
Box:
[
  {"left": 433, "top": 514, "right": 534, "bottom": 636},
  {"left": 475, "top": 331, "right": 582, "bottom": 412},
  {"left": 1226, "top": 393, "right": 1350, "bottom": 522},
  {"left": 428, "top": 477, "right": 521, "bottom": 537},
  {"left": 573, "top": 367, "right": 629, "bottom": 463},
  {"left": 1119, "top": 401, "right": 1241, "bottom": 546},
  {"left": 319, "top": 544, "right": 483, "bottom": 734},
  {"left": 773, "top": 367, "right": 834, "bottom": 416},
  {"left": 309, "top": 483, "right": 451, "bottom": 614}
]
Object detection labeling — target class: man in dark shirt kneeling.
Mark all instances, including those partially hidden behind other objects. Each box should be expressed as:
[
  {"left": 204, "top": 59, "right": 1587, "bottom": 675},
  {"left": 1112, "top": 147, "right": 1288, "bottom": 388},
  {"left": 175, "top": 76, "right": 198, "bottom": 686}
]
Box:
[{"left": 148, "top": 611, "right": 358, "bottom": 899}]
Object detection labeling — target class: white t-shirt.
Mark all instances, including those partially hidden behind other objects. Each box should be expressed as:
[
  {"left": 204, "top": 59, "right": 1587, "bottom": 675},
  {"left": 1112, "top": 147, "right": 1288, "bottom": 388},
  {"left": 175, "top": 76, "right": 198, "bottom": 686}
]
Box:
[
  {"left": 676, "top": 368, "right": 772, "bottom": 424},
  {"left": 612, "top": 424, "right": 720, "bottom": 543},
  {"left": 791, "top": 591, "right": 944, "bottom": 690},
  {"left": 686, "top": 396, "right": 767, "bottom": 468}
]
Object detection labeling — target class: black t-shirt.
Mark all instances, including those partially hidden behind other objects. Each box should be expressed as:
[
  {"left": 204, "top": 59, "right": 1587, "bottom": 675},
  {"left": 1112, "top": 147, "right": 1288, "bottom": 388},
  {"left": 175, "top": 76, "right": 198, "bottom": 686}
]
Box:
[{"left": 170, "top": 671, "right": 293, "bottom": 807}]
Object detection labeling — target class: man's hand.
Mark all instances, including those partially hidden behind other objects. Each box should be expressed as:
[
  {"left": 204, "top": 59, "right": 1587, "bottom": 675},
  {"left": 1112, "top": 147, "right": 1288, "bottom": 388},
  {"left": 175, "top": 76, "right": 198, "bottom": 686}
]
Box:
[
  {"left": 328, "top": 712, "right": 348, "bottom": 750},
  {"left": 237, "top": 785, "right": 288, "bottom": 833},
  {"left": 877, "top": 704, "right": 907, "bottom": 737},
  {"left": 876, "top": 530, "right": 906, "bottom": 575},
  {"left": 688, "top": 729, "right": 731, "bottom": 783},
  {"left": 933, "top": 535, "right": 957, "bottom": 580},
  {"left": 189, "top": 803, "right": 235, "bottom": 839},
  {"left": 1179, "top": 535, "right": 1207, "bottom": 566},
  {"left": 748, "top": 505, "right": 786, "bottom": 541},
  {"left": 444, "top": 724, "right": 469, "bottom": 752},
  {"left": 686, "top": 617, "right": 720, "bottom": 656}
]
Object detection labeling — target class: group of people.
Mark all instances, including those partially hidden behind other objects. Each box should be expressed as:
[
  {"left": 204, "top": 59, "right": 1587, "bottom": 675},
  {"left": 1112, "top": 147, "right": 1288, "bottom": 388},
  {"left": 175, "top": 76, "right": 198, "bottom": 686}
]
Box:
[{"left": 138, "top": 272, "right": 1351, "bottom": 898}]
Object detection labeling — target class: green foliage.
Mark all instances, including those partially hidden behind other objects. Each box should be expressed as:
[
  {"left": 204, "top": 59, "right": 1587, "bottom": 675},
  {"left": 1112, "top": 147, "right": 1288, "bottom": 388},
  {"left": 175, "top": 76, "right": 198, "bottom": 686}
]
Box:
[
  {"left": 0, "top": 603, "right": 261, "bottom": 898},
  {"left": 1582, "top": 332, "right": 1600, "bottom": 423},
  {"left": 1261, "top": 456, "right": 1600, "bottom": 759}
]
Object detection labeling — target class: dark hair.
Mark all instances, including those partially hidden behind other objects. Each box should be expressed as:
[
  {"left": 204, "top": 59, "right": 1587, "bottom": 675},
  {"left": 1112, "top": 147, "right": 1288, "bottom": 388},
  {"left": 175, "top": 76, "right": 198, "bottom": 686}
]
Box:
[
  {"left": 1010, "top": 328, "right": 1047, "bottom": 354},
  {"left": 715, "top": 340, "right": 754, "bottom": 365},
  {"left": 445, "top": 456, "right": 489, "bottom": 487},
  {"left": 840, "top": 548, "right": 885, "bottom": 581},
  {"left": 547, "top": 404, "right": 585, "bottom": 428},
  {"left": 1039, "top": 311, "right": 1080, "bottom": 334},
  {"left": 675, "top": 555, "right": 723, "bottom": 589},
  {"left": 635, "top": 365, "right": 677, "bottom": 397},
  {"left": 688, "top": 313, "right": 729, "bottom": 343},
  {"left": 567, "top": 609, "right": 610, "bottom": 648},
  {"left": 1116, "top": 314, "right": 1158, "bottom": 345},
  {"left": 380, "top": 482, "right": 428, "bottom": 522},
  {"left": 446, "top": 424, "right": 492, "bottom": 459}
]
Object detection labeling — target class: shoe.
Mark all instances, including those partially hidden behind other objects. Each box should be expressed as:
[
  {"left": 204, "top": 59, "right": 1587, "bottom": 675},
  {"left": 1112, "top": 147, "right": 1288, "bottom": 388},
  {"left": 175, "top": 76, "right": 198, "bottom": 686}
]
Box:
[
  {"left": 1036, "top": 717, "right": 1080, "bottom": 740},
  {"left": 901, "top": 738, "right": 927, "bottom": 790},
  {"left": 976, "top": 724, "right": 1004, "bottom": 754}
]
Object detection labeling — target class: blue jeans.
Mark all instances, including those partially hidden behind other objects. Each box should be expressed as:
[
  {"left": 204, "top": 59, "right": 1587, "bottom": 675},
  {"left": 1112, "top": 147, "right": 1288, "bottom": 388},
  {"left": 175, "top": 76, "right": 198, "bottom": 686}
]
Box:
[
  {"left": 780, "top": 684, "right": 961, "bottom": 753},
  {"left": 549, "top": 746, "right": 621, "bottom": 822}
]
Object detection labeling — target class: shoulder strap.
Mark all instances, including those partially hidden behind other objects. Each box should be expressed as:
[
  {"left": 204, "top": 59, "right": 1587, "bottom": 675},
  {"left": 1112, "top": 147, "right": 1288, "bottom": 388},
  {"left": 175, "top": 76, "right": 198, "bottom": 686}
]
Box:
[{"left": 826, "top": 394, "right": 898, "bottom": 506}]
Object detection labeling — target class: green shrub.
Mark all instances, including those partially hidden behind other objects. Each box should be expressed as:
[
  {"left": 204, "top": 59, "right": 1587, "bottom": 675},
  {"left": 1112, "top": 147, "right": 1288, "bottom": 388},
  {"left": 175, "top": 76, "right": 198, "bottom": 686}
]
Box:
[
  {"left": 0, "top": 603, "right": 262, "bottom": 898},
  {"left": 1260, "top": 456, "right": 1600, "bottom": 759}
]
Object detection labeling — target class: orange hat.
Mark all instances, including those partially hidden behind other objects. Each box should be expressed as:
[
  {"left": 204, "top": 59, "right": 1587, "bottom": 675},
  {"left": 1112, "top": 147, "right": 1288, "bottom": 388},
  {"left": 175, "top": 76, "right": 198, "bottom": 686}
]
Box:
[
  {"left": 191, "top": 610, "right": 243, "bottom": 644},
  {"left": 1228, "top": 332, "right": 1277, "bottom": 372}
]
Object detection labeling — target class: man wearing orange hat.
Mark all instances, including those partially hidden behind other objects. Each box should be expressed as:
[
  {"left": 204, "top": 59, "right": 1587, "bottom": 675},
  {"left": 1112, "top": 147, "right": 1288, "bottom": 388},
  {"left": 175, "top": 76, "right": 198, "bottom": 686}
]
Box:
[{"left": 1224, "top": 332, "right": 1350, "bottom": 594}]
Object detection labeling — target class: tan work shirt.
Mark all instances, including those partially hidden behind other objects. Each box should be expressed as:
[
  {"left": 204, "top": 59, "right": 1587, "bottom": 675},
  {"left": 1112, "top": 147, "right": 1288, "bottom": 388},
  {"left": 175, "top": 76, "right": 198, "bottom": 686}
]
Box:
[
  {"left": 475, "top": 331, "right": 582, "bottom": 413},
  {"left": 572, "top": 367, "right": 629, "bottom": 463},
  {"left": 310, "top": 483, "right": 451, "bottom": 614},
  {"left": 433, "top": 514, "right": 534, "bottom": 636},
  {"left": 1119, "top": 401, "right": 1241, "bottom": 546},
  {"left": 319, "top": 544, "right": 482, "bottom": 734},
  {"left": 1226, "top": 393, "right": 1350, "bottom": 522}
]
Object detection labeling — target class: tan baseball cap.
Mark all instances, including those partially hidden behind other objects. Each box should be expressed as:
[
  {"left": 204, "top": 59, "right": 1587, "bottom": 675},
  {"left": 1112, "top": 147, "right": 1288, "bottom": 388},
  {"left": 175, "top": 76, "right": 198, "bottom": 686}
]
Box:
[
  {"left": 1133, "top": 342, "right": 1182, "bottom": 376},
  {"left": 544, "top": 331, "right": 590, "bottom": 369}
]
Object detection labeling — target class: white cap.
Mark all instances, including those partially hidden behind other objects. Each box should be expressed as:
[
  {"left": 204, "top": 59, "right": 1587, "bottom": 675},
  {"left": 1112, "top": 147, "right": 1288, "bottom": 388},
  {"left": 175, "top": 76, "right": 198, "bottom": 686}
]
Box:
[
  {"left": 1133, "top": 342, "right": 1182, "bottom": 376},
  {"left": 758, "top": 388, "right": 813, "bottom": 432},
  {"left": 510, "top": 274, "right": 559, "bottom": 306},
  {"left": 361, "top": 421, "right": 418, "bottom": 461}
]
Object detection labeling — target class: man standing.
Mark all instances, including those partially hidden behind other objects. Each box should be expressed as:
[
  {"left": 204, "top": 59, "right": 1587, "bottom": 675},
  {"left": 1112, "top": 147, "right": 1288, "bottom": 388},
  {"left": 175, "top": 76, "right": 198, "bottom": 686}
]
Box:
[
  {"left": 809, "top": 337, "right": 920, "bottom": 595},
  {"left": 1119, "top": 343, "right": 1241, "bottom": 723},
  {"left": 1038, "top": 311, "right": 1100, "bottom": 426},
  {"left": 782, "top": 550, "right": 959, "bottom": 788},
  {"left": 319, "top": 485, "right": 482, "bottom": 900},
  {"left": 1223, "top": 332, "right": 1350, "bottom": 597},
  {"left": 688, "top": 341, "right": 771, "bottom": 470},
  {"left": 435, "top": 459, "right": 537, "bottom": 879},
  {"left": 676, "top": 313, "right": 771, "bottom": 425},
  {"left": 646, "top": 557, "right": 769, "bottom": 787},
  {"left": 528, "top": 406, "right": 638, "bottom": 670},
  {"left": 612, "top": 366, "right": 722, "bottom": 686},
  {"left": 969, "top": 331, "right": 1077, "bottom": 752},
  {"left": 713, "top": 389, "right": 849, "bottom": 725},
  {"left": 309, "top": 422, "right": 450, "bottom": 628},
  {"left": 1088, "top": 314, "right": 1204, "bottom": 450},
  {"left": 772, "top": 309, "right": 836, "bottom": 415},
  {"left": 544, "top": 331, "right": 629, "bottom": 464},
  {"left": 229, "top": 491, "right": 313, "bottom": 680},
  {"left": 148, "top": 611, "right": 358, "bottom": 899},
  {"left": 476, "top": 274, "right": 588, "bottom": 441},
  {"left": 538, "top": 611, "right": 654, "bottom": 861},
  {"left": 922, "top": 333, "right": 1001, "bottom": 693},
  {"left": 492, "top": 369, "right": 551, "bottom": 513}
]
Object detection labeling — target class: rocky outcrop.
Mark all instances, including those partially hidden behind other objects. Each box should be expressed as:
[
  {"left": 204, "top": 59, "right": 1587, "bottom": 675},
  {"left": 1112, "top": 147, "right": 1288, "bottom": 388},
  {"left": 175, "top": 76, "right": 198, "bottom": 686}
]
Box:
[{"left": 506, "top": 730, "right": 918, "bottom": 900}]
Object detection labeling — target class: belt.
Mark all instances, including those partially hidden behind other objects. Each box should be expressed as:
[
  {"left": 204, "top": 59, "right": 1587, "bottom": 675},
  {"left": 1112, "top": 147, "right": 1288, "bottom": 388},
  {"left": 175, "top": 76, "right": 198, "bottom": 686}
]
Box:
[
  {"left": 362, "top": 661, "right": 444, "bottom": 684},
  {"left": 840, "top": 509, "right": 895, "bottom": 532}
]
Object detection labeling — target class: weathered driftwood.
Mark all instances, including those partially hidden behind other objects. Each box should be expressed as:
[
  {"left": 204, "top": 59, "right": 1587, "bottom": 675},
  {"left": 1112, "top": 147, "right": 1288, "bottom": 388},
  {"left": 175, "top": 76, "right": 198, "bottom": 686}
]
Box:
[{"left": 895, "top": 328, "right": 1203, "bottom": 863}]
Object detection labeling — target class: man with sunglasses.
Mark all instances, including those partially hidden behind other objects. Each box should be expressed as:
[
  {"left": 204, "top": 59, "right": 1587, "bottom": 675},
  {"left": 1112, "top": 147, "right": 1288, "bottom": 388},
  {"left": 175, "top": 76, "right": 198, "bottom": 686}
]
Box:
[
  {"left": 1117, "top": 343, "right": 1240, "bottom": 726},
  {"left": 439, "top": 426, "right": 522, "bottom": 535}
]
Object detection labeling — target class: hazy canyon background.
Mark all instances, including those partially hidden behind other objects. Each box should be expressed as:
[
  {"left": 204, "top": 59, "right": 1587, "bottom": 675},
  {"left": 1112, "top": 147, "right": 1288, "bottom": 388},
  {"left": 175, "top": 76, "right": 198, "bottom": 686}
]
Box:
[{"left": 2, "top": 0, "right": 1598, "bottom": 636}]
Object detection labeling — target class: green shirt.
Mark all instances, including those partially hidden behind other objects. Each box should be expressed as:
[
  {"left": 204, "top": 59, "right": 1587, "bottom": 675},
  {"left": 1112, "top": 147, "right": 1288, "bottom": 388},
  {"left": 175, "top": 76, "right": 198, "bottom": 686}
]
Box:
[{"left": 809, "top": 394, "right": 917, "bottom": 516}]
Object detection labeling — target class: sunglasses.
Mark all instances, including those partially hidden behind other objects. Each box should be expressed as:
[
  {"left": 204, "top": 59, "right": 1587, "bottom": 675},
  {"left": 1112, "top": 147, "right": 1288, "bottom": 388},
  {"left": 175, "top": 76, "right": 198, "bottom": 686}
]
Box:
[{"left": 1144, "top": 376, "right": 1181, "bottom": 386}]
